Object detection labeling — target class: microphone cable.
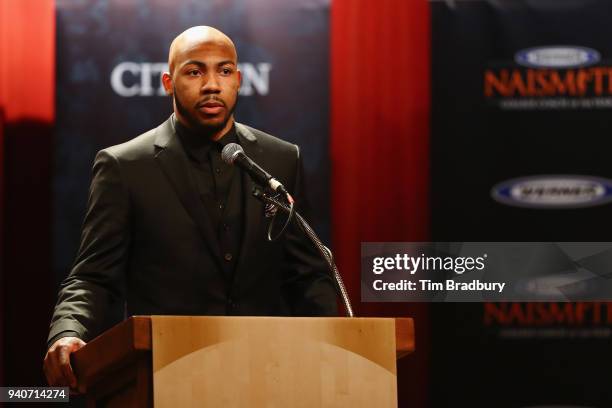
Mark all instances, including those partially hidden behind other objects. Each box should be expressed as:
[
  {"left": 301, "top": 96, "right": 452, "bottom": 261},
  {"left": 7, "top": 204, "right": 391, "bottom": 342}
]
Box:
[{"left": 266, "top": 192, "right": 295, "bottom": 242}]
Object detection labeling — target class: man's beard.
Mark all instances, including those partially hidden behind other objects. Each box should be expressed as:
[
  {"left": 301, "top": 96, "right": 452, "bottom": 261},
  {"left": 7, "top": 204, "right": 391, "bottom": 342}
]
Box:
[{"left": 173, "top": 87, "right": 237, "bottom": 135}]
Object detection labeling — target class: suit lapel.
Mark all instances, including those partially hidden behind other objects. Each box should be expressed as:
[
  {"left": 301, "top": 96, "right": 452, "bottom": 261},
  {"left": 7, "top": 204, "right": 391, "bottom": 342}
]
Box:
[
  {"left": 153, "top": 117, "right": 224, "bottom": 271},
  {"left": 235, "top": 123, "right": 264, "bottom": 276}
]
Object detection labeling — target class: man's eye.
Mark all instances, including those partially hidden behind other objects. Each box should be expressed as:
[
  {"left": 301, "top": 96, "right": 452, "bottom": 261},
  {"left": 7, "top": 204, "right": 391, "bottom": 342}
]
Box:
[
  {"left": 221, "top": 68, "right": 232, "bottom": 75},
  {"left": 188, "top": 70, "right": 202, "bottom": 76}
]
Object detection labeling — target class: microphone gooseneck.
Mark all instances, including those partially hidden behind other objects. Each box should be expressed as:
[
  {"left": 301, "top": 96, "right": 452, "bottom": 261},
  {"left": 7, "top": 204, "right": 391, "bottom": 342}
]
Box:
[{"left": 252, "top": 189, "right": 354, "bottom": 318}]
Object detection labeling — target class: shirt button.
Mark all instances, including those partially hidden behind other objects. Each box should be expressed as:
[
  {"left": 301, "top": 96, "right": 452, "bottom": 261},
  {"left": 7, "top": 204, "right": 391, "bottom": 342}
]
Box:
[
  {"left": 224, "top": 253, "right": 233, "bottom": 262},
  {"left": 215, "top": 168, "right": 221, "bottom": 174},
  {"left": 219, "top": 203, "right": 224, "bottom": 210}
]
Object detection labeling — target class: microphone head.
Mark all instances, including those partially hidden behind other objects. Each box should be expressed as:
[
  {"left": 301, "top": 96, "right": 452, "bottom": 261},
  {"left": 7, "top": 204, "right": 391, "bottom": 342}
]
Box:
[{"left": 221, "top": 143, "right": 244, "bottom": 165}]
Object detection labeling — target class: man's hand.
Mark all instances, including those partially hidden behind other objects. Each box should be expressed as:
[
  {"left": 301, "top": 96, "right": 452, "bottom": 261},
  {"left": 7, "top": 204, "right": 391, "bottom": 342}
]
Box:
[{"left": 43, "top": 337, "right": 87, "bottom": 389}]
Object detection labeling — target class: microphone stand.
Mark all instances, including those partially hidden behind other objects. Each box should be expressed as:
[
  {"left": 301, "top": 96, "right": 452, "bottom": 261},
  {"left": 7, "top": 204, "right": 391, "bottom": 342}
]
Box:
[{"left": 252, "top": 188, "right": 355, "bottom": 318}]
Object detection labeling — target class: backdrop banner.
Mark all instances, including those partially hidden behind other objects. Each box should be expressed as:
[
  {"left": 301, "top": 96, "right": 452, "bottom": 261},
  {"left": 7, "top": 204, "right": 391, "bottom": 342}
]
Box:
[
  {"left": 430, "top": 0, "right": 612, "bottom": 407},
  {"left": 53, "top": 0, "right": 331, "bottom": 284}
]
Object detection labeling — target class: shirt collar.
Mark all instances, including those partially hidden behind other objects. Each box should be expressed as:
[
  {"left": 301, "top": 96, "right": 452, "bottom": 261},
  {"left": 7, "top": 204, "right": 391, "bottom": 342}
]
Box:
[{"left": 172, "top": 114, "right": 238, "bottom": 163}]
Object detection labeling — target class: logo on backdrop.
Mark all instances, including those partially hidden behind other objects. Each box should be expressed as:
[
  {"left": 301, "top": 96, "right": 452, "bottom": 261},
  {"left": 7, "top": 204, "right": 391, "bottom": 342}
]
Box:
[
  {"left": 110, "top": 62, "right": 272, "bottom": 97},
  {"left": 491, "top": 175, "right": 612, "bottom": 208},
  {"left": 484, "top": 45, "right": 612, "bottom": 110},
  {"left": 514, "top": 46, "right": 600, "bottom": 69},
  {"left": 483, "top": 302, "right": 612, "bottom": 340}
]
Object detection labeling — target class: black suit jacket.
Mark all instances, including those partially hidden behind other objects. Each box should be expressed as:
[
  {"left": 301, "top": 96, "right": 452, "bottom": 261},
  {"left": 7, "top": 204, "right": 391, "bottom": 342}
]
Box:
[{"left": 48, "top": 116, "right": 337, "bottom": 344}]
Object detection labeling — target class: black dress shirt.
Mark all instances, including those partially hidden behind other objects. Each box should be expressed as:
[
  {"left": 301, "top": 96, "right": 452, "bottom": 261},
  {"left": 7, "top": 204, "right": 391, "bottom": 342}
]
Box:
[{"left": 174, "top": 117, "right": 244, "bottom": 284}]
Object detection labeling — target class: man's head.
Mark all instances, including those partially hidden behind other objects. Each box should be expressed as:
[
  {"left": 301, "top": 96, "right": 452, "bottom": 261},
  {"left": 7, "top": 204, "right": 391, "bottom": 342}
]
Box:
[{"left": 162, "top": 26, "right": 241, "bottom": 139}]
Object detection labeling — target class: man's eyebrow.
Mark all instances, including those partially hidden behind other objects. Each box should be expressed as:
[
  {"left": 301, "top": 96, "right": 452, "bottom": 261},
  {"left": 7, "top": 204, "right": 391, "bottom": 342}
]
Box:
[
  {"left": 217, "top": 60, "right": 237, "bottom": 67},
  {"left": 181, "top": 60, "right": 206, "bottom": 68}
]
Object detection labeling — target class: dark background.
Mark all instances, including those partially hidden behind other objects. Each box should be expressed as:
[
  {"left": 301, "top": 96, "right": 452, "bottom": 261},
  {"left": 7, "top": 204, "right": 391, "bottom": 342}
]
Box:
[{"left": 431, "top": 1, "right": 612, "bottom": 407}]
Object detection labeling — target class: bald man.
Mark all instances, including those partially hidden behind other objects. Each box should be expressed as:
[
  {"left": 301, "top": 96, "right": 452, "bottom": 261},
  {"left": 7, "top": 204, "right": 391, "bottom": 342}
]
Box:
[{"left": 44, "top": 26, "right": 337, "bottom": 389}]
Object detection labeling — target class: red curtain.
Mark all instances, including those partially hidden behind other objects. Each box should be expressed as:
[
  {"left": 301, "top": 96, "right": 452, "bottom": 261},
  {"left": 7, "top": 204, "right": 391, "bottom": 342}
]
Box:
[
  {"left": 0, "top": 2, "right": 55, "bottom": 122},
  {"left": 0, "top": 0, "right": 55, "bottom": 387},
  {"left": 331, "top": 1, "right": 431, "bottom": 406}
]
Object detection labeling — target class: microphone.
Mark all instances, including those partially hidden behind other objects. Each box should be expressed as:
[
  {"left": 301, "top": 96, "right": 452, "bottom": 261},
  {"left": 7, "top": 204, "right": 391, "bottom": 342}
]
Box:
[{"left": 221, "top": 143, "right": 288, "bottom": 195}]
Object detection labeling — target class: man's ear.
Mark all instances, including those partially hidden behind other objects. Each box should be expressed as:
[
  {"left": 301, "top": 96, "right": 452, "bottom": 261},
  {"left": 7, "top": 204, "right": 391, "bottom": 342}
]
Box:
[
  {"left": 236, "top": 68, "right": 242, "bottom": 92},
  {"left": 161, "top": 72, "right": 173, "bottom": 96}
]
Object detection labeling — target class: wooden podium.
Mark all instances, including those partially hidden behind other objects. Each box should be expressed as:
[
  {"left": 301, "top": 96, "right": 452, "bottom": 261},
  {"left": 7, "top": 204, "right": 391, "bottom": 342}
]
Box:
[{"left": 72, "top": 316, "right": 414, "bottom": 407}]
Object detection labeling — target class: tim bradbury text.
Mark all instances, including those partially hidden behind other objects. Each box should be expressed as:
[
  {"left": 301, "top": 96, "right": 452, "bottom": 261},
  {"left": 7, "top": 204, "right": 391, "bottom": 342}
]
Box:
[{"left": 372, "top": 279, "right": 506, "bottom": 293}]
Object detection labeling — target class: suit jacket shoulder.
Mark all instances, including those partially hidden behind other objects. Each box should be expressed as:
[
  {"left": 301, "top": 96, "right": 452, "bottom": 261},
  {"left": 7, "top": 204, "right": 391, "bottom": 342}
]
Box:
[
  {"left": 100, "top": 121, "right": 168, "bottom": 162},
  {"left": 236, "top": 123, "right": 299, "bottom": 157}
]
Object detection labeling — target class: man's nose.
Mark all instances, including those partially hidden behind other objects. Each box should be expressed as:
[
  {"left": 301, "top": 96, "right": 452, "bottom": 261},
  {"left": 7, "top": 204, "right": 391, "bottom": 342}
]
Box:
[{"left": 202, "top": 74, "right": 221, "bottom": 93}]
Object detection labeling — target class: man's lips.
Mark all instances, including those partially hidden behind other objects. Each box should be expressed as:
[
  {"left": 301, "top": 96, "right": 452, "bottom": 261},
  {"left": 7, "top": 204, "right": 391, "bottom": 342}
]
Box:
[
  {"left": 197, "top": 100, "right": 225, "bottom": 115},
  {"left": 198, "top": 101, "right": 225, "bottom": 115}
]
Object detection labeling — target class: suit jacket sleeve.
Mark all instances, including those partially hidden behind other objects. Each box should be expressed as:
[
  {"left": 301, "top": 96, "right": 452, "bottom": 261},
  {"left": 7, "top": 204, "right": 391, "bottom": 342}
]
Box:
[
  {"left": 281, "top": 146, "right": 339, "bottom": 316},
  {"left": 47, "top": 150, "right": 129, "bottom": 344}
]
